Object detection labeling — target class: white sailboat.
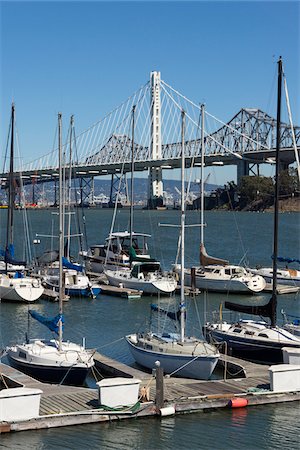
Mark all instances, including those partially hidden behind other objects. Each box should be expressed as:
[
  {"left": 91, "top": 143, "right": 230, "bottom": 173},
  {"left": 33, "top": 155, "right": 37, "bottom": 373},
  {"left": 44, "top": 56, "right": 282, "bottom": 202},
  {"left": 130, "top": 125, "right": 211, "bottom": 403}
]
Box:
[
  {"left": 205, "top": 58, "right": 300, "bottom": 364},
  {"left": 105, "top": 260, "right": 177, "bottom": 295},
  {"left": 249, "top": 265, "right": 300, "bottom": 287},
  {"left": 173, "top": 104, "right": 266, "bottom": 295},
  {"left": 104, "top": 105, "right": 177, "bottom": 295},
  {"left": 0, "top": 104, "right": 44, "bottom": 303},
  {"left": 39, "top": 116, "right": 100, "bottom": 298},
  {"left": 7, "top": 113, "right": 95, "bottom": 385},
  {"left": 126, "top": 110, "right": 219, "bottom": 379}
]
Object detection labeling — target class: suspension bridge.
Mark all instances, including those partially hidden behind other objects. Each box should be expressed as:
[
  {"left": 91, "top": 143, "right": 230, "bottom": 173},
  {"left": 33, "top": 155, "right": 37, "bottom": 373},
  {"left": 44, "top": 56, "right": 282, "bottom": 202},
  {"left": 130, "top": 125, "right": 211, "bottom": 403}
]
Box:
[{"left": 1, "top": 71, "right": 299, "bottom": 207}]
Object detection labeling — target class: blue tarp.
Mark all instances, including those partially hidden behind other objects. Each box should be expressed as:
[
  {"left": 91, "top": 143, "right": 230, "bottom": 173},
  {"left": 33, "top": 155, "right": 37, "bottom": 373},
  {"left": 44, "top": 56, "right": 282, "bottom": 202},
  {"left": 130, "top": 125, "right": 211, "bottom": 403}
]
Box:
[
  {"left": 29, "top": 310, "right": 64, "bottom": 335},
  {"left": 62, "top": 257, "right": 83, "bottom": 272}
]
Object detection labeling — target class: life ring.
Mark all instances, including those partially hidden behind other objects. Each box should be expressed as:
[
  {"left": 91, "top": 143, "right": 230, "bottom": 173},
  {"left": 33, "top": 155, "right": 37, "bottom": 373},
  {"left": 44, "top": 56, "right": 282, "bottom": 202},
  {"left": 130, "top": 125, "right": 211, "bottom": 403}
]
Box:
[{"left": 32, "top": 279, "right": 40, "bottom": 288}]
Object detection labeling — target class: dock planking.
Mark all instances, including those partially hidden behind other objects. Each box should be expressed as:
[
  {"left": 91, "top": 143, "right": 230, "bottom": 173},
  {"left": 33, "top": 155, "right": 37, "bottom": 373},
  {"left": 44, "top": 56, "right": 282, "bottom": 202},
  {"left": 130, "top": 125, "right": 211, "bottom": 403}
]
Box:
[{"left": 1, "top": 351, "right": 299, "bottom": 434}]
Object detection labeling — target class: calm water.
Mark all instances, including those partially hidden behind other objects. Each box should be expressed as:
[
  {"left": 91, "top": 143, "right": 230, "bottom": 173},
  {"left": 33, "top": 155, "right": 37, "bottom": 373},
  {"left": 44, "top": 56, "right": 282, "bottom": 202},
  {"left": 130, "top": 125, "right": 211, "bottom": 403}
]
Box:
[{"left": 0, "top": 209, "right": 299, "bottom": 449}]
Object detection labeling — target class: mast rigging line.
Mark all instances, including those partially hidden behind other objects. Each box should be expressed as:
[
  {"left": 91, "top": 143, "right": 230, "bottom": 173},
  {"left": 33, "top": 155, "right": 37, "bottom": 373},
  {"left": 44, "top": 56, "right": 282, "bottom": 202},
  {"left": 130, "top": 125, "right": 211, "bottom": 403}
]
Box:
[{"left": 282, "top": 70, "right": 300, "bottom": 182}]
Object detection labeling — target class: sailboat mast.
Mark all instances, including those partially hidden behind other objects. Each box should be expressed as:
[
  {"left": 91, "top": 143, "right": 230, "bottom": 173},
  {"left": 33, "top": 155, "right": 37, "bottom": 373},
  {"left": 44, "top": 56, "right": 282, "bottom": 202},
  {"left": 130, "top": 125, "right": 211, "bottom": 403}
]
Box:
[
  {"left": 271, "top": 56, "right": 282, "bottom": 327},
  {"left": 6, "top": 103, "right": 15, "bottom": 271},
  {"left": 66, "top": 115, "right": 74, "bottom": 260},
  {"left": 58, "top": 112, "right": 63, "bottom": 350},
  {"left": 200, "top": 103, "right": 205, "bottom": 246},
  {"left": 180, "top": 110, "right": 186, "bottom": 343},
  {"left": 129, "top": 105, "right": 136, "bottom": 248}
]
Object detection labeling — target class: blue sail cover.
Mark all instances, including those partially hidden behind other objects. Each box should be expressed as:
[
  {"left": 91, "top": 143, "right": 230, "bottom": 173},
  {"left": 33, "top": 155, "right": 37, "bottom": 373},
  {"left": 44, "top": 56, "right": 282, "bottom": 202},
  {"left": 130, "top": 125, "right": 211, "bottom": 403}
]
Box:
[
  {"left": 275, "top": 256, "right": 300, "bottom": 265},
  {"left": 29, "top": 310, "right": 64, "bottom": 335},
  {"left": 0, "top": 244, "right": 26, "bottom": 266},
  {"left": 62, "top": 257, "right": 83, "bottom": 272}
]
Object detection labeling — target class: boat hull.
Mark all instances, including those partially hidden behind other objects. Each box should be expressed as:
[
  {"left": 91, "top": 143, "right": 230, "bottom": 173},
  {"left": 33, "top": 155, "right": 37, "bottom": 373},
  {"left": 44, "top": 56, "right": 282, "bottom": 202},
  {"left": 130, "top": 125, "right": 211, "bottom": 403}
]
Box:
[
  {"left": 206, "top": 328, "right": 300, "bottom": 364},
  {"left": 0, "top": 277, "right": 44, "bottom": 302},
  {"left": 184, "top": 271, "right": 265, "bottom": 294},
  {"left": 105, "top": 271, "right": 176, "bottom": 295},
  {"left": 7, "top": 354, "right": 90, "bottom": 385},
  {"left": 250, "top": 268, "right": 300, "bottom": 287},
  {"left": 126, "top": 336, "right": 218, "bottom": 380}
]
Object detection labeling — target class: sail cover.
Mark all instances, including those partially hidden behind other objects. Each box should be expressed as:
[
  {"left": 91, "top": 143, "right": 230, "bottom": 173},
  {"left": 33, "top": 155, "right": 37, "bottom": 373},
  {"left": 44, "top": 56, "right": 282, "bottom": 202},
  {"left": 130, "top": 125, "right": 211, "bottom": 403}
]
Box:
[
  {"left": 224, "top": 297, "right": 273, "bottom": 321},
  {"left": 275, "top": 255, "right": 300, "bottom": 265},
  {"left": 151, "top": 304, "right": 182, "bottom": 322},
  {"left": 62, "top": 257, "right": 83, "bottom": 272},
  {"left": 0, "top": 244, "right": 26, "bottom": 266},
  {"left": 29, "top": 310, "right": 64, "bottom": 335},
  {"left": 200, "top": 244, "right": 228, "bottom": 266}
]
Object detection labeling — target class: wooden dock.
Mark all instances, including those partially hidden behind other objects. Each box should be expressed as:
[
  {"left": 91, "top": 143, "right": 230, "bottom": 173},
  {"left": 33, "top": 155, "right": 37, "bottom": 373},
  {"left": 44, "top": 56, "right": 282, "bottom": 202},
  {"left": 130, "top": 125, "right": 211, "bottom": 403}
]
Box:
[
  {"left": 263, "top": 283, "right": 300, "bottom": 294},
  {"left": 99, "top": 284, "right": 143, "bottom": 299},
  {"left": 1, "top": 352, "right": 299, "bottom": 433}
]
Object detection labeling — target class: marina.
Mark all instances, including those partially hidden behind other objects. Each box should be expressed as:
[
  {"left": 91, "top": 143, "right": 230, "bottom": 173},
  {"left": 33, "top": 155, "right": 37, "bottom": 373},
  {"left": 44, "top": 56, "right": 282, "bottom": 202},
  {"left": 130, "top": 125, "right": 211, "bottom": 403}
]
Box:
[
  {"left": 1, "top": 2, "right": 299, "bottom": 447},
  {"left": 0, "top": 205, "right": 299, "bottom": 440}
]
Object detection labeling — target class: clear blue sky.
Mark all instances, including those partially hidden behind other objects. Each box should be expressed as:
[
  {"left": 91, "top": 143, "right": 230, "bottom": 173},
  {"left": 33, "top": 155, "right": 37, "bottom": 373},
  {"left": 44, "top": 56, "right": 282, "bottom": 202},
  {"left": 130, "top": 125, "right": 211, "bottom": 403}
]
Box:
[{"left": 1, "top": 1, "right": 299, "bottom": 184}]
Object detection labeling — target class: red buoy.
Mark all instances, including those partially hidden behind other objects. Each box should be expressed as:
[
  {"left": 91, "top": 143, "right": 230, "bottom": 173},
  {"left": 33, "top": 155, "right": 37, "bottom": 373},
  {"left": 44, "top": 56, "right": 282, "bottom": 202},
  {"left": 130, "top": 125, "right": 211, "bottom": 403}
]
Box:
[{"left": 228, "top": 398, "right": 248, "bottom": 408}]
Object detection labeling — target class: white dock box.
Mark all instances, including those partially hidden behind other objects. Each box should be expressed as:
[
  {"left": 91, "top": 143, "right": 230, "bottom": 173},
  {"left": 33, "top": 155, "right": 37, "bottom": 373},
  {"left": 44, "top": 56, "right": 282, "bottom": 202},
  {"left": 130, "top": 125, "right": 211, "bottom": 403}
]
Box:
[
  {"left": 0, "top": 387, "right": 42, "bottom": 421},
  {"left": 269, "top": 364, "right": 300, "bottom": 392},
  {"left": 282, "top": 347, "right": 300, "bottom": 365},
  {"left": 96, "top": 377, "right": 141, "bottom": 408}
]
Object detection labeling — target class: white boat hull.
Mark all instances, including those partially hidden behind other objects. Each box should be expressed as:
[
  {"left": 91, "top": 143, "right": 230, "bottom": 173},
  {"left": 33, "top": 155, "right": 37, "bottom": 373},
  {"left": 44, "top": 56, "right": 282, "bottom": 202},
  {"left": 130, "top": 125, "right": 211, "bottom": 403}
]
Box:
[
  {"left": 126, "top": 335, "right": 219, "bottom": 380},
  {"left": 7, "top": 339, "right": 94, "bottom": 385},
  {"left": 250, "top": 267, "right": 300, "bottom": 287},
  {"left": 0, "top": 275, "right": 44, "bottom": 302},
  {"left": 105, "top": 270, "right": 177, "bottom": 295},
  {"left": 175, "top": 265, "right": 266, "bottom": 294}
]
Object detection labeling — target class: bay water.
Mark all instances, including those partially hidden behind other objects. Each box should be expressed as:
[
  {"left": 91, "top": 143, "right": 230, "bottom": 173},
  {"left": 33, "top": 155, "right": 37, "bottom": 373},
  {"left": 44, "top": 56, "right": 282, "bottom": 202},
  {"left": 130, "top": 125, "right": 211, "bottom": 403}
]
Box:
[{"left": 0, "top": 209, "right": 299, "bottom": 449}]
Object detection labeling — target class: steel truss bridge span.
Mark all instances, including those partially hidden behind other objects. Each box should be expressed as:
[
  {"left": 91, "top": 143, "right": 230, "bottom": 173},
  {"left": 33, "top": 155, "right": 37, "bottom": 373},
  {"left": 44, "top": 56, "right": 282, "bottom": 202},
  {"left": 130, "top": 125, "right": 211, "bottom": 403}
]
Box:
[{"left": 1, "top": 108, "right": 299, "bottom": 186}]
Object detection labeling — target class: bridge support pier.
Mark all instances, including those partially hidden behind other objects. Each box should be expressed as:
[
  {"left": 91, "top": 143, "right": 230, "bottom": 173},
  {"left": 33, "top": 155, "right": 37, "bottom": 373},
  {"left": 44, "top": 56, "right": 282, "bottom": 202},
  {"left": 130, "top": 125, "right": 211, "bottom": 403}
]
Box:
[
  {"left": 147, "top": 71, "right": 164, "bottom": 209},
  {"left": 236, "top": 160, "right": 250, "bottom": 185}
]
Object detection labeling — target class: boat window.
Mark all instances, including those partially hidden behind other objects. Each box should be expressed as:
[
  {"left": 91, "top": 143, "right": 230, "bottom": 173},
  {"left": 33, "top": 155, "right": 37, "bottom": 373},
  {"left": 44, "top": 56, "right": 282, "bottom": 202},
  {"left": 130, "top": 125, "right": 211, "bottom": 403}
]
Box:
[
  {"left": 233, "top": 328, "right": 242, "bottom": 333},
  {"left": 19, "top": 351, "right": 27, "bottom": 359},
  {"left": 98, "top": 248, "right": 106, "bottom": 257},
  {"left": 245, "top": 330, "right": 255, "bottom": 335},
  {"left": 225, "top": 269, "right": 231, "bottom": 275},
  {"left": 258, "top": 333, "right": 269, "bottom": 338}
]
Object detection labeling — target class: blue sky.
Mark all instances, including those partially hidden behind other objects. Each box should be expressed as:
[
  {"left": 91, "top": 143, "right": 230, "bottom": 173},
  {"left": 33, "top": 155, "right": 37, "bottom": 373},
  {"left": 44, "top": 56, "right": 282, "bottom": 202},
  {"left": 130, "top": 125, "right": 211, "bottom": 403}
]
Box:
[{"left": 1, "top": 1, "right": 299, "bottom": 184}]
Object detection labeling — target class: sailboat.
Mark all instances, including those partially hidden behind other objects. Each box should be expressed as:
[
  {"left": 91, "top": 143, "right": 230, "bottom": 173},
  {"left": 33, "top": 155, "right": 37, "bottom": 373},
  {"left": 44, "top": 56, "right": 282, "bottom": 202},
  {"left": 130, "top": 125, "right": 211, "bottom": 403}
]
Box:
[
  {"left": 104, "top": 105, "right": 177, "bottom": 295},
  {"left": 249, "top": 263, "right": 300, "bottom": 288},
  {"left": 205, "top": 58, "right": 300, "bottom": 364},
  {"left": 80, "top": 231, "right": 152, "bottom": 274},
  {"left": 41, "top": 116, "right": 100, "bottom": 298},
  {"left": 173, "top": 104, "right": 266, "bottom": 295},
  {"left": 0, "top": 104, "right": 44, "bottom": 303},
  {"left": 126, "top": 110, "right": 219, "bottom": 379},
  {"left": 6, "top": 113, "right": 95, "bottom": 385}
]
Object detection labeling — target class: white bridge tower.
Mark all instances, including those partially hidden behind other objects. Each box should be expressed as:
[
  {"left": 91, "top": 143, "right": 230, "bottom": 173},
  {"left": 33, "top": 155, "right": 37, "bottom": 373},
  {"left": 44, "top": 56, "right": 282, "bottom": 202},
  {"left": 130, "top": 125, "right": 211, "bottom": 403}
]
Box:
[{"left": 148, "top": 71, "right": 164, "bottom": 208}]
